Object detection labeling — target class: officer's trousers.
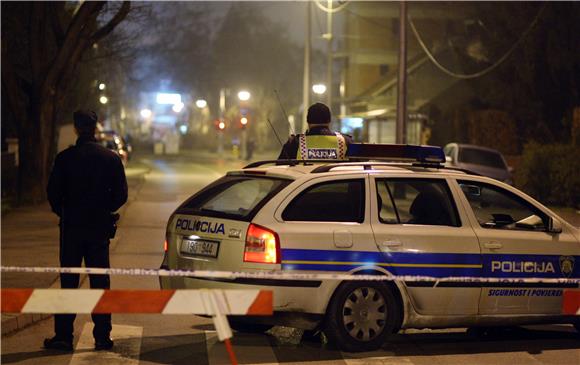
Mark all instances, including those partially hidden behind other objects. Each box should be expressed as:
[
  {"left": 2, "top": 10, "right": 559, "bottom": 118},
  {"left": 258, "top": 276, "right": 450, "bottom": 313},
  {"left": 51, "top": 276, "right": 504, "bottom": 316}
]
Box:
[{"left": 55, "top": 227, "right": 111, "bottom": 340}]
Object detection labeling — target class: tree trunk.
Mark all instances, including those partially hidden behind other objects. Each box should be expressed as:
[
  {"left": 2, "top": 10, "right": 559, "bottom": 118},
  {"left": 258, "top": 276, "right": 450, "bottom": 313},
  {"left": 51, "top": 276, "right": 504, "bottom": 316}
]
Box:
[{"left": 18, "top": 93, "right": 58, "bottom": 203}]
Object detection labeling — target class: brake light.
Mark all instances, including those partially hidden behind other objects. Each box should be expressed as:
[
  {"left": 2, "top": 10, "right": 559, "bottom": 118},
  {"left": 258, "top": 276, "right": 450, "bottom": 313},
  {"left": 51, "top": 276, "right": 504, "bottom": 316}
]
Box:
[
  {"left": 244, "top": 224, "right": 280, "bottom": 264},
  {"left": 163, "top": 240, "right": 168, "bottom": 252}
]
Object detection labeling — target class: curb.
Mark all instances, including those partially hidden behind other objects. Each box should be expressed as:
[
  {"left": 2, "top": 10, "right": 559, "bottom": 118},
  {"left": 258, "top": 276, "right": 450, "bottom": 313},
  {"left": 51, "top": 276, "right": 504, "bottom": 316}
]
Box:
[{"left": 1, "top": 166, "right": 148, "bottom": 336}]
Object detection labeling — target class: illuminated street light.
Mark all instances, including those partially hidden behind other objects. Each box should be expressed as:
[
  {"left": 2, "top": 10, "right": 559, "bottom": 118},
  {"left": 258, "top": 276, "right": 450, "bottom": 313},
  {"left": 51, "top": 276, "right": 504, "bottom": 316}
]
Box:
[
  {"left": 140, "top": 108, "right": 152, "bottom": 118},
  {"left": 98, "top": 83, "right": 106, "bottom": 91},
  {"left": 237, "top": 90, "right": 251, "bottom": 101},
  {"left": 172, "top": 102, "right": 184, "bottom": 113},
  {"left": 312, "top": 84, "right": 327, "bottom": 95},
  {"left": 218, "top": 121, "right": 226, "bottom": 130},
  {"left": 99, "top": 96, "right": 108, "bottom": 104},
  {"left": 195, "top": 99, "right": 207, "bottom": 108},
  {"left": 240, "top": 117, "right": 248, "bottom": 126}
]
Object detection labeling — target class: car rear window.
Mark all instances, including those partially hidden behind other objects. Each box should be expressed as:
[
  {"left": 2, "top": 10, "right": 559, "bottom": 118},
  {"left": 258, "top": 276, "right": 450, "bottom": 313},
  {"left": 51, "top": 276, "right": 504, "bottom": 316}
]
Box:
[
  {"left": 175, "top": 175, "right": 291, "bottom": 221},
  {"left": 459, "top": 148, "right": 506, "bottom": 169},
  {"left": 282, "top": 179, "right": 365, "bottom": 222}
]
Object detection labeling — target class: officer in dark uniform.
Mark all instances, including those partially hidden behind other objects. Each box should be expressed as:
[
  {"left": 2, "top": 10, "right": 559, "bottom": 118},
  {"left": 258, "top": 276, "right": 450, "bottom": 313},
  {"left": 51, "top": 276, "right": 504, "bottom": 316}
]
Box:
[
  {"left": 44, "top": 110, "right": 128, "bottom": 351},
  {"left": 278, "top": 102, "right": 352, "bottom": 160}
]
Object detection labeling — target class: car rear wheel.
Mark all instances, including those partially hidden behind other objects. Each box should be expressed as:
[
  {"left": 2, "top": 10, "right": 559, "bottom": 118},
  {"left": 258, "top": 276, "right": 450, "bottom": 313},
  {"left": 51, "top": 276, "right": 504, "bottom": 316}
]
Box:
[
  {"left": 324, "top": 281, "right": 400, "bottom": 352},
  {"left": 228, "top": 317, "right": 273, "bottom": 333}
]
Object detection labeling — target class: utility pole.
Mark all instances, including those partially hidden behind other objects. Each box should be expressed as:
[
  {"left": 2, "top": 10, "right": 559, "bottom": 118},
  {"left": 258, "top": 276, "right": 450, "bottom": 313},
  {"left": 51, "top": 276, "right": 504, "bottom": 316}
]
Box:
[
  {"left": 326, "top": 0, "right": 333, "bottom": 120},
  {"left": 302, "top": 1, "right": 311, "bottom": 133},
  {"left": 218, "top": 88, "right": 225, "bottom": 156},
  {"left": 396, "top": 1, "right": 407, "bottom": 145}
]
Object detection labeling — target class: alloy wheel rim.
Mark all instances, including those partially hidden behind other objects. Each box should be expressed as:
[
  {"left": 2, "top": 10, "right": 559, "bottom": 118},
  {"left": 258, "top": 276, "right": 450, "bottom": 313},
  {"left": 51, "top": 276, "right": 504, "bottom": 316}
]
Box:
[{"left": 341, "top": 287, "right": 387, "bottom": 342}]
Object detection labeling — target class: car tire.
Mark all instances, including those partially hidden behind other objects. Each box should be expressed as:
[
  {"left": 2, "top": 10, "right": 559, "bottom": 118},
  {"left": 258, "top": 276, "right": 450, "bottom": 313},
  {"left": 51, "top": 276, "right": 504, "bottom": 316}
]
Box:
[
  {"left": 324, "top": 281, "right": 400, "bottom": 352},
  {"left": 228, "top": 318, "right": 273, "bottom": 333}
]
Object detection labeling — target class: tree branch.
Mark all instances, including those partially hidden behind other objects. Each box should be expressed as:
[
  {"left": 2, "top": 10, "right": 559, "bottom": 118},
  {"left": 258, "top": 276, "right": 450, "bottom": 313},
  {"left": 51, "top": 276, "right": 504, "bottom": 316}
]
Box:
[
  {"left": 90, "top": 2, "right": 131, "bottom": 44},
  {"left": 49, "top": 2, "right": 66, "bottom": 49}
]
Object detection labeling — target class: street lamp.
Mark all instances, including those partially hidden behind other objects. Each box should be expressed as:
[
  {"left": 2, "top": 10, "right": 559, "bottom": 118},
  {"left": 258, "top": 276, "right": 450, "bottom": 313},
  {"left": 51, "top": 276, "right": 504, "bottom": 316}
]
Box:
[
  {"left": 237, "top": 90, "right": 251, "bottom": 101},
  {"left": 172, "top": 102, "right": 184, "bottom": 113},
  {"left": 140, "top": 108, "right": 152, "bottom": 118},
  {"left": 99, "top": 96, "right": 108, "bottom": 104},
  {"left": 195, "top": 99, "right": 207, "bottom": 108},
  {"left": 312, "top": 84, "right": 326, "bottom": 95}
]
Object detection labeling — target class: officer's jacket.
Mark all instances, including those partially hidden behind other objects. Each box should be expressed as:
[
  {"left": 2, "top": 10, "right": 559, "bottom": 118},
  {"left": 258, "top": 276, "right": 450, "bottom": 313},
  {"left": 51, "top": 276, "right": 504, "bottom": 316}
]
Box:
[
  {"left": 47, "top": 136, "right": 128, "bottom": 233},
  {"left": 277, "top": 126, "right": 352, "bottom": 160}
]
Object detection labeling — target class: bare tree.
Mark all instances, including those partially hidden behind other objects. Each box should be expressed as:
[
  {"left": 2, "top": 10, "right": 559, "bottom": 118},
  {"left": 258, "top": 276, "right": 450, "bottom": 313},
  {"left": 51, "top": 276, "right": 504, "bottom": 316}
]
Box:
[{"left": 2, "top": 1, "right": 131, "bottom": 202}]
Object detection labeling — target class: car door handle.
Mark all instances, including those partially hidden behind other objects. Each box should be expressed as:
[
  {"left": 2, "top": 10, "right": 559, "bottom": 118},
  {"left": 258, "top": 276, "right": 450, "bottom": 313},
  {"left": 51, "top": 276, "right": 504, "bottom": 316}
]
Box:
[
  {"left": 382, "top": 240, "right": 402, "bottom": 248},
  {"left": 484, "top": 241, "right": 503, "bottom": 249}
]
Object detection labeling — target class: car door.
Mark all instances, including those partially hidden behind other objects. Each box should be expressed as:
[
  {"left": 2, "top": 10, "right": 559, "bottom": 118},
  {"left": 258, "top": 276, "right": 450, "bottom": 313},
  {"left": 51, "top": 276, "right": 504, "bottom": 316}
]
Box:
[
  {"left": 454, "top": 178, "right": 579, "bottom": 315},
  {"left": 369, "top": 175, "right": 482, "bottom": 315},
  {"left": 275, "top": 174, "right": 378, "bottom": 271}
]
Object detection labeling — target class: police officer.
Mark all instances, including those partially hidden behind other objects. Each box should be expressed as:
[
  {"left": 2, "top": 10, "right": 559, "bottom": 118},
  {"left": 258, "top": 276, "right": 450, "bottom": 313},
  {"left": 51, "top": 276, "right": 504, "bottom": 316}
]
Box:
[
  {"left": 45, "top": 110, "right": 128, "bottom": 351},
  {"left": 278, "top": 102, "right": 352, "bottom": 160}
]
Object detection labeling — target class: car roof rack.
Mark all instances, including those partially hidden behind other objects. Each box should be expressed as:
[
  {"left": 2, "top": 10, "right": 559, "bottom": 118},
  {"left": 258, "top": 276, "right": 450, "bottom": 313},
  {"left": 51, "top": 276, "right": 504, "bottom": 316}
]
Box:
[{"left": 244, "top": 159, "right": 349, "bottom": 169}]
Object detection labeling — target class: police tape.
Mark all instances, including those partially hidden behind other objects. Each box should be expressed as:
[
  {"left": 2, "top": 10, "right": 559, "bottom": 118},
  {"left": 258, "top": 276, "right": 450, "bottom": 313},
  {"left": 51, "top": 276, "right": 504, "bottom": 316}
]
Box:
[{"left": 2, "top": 266, "right": 579, "bottom": 285}]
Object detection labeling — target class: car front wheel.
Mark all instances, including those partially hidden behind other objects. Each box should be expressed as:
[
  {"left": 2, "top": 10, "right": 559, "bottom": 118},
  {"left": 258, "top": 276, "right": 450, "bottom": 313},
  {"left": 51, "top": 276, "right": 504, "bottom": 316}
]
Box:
[{"left": 324, "top": 281, "right": 400, "bottom": 352}]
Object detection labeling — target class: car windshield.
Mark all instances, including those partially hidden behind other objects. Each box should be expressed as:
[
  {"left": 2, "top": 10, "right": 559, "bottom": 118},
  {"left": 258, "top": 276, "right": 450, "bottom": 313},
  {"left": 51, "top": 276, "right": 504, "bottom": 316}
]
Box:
[
  {"left": 176, "top": 175, "right": 291, "bottom": 221},
  {"left": 459, "top": 148, "right": 506, "bottom": 169}
]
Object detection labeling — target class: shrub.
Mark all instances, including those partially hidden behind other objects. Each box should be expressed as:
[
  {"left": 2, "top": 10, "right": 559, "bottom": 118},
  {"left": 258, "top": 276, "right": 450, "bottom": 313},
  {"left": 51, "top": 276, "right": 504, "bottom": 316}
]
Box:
[{"left": 516, "top": 143, "right": 580, "bottom": 208}]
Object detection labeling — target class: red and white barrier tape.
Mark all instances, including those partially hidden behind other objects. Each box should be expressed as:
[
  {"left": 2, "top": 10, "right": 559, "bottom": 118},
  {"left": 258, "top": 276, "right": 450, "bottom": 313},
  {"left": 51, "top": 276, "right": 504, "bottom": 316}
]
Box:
[
  {"left": 1, "top": 288, "right": 271, "bottom": 316},
  {"left": 1, "top": 288, "right": 272, "bottom": 342},
  {"left": 2, "top": 266, "right": 579, "bottom": 285}
]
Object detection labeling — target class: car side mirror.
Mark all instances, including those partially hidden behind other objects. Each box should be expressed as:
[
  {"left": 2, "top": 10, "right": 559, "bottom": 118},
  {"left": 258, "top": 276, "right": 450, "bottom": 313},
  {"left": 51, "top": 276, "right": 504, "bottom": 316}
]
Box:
[{"left": 547, "top": 217, "right": 562, "bottom": 234}]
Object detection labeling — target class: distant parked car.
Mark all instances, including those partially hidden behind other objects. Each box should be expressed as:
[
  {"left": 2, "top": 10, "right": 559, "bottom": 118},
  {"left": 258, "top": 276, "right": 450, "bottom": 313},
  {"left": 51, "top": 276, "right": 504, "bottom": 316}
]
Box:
[
  {"left": 97, "top": 131, "right": 129, "bottom": 166},
  {"left": 444, "top": 143, "right": 513, "bottom": 185}
]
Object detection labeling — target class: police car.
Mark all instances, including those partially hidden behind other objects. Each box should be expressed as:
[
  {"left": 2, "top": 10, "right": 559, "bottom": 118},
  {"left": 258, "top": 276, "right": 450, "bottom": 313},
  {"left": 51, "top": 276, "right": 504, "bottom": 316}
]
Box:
[{"left": 160, "top": 144, "right": 579, "bottom": 352}]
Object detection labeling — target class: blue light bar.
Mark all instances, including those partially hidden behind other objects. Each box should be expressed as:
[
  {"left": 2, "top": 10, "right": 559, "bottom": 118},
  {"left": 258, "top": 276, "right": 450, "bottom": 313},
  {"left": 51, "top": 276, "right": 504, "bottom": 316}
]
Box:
[{"left": 346, "top": 143, "right": 445, "bottom": 164}]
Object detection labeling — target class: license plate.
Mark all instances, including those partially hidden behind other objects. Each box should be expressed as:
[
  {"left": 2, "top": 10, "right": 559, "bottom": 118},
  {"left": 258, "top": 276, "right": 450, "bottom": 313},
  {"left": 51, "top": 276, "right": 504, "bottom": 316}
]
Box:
[{"left": 180, "top": 238, "right": 220, "bottom": 258}]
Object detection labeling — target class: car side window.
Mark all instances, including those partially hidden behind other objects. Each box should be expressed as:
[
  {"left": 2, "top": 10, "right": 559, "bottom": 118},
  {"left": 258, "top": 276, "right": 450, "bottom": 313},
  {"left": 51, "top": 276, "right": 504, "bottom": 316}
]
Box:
[
  {"left": 376, "top": 179, "right": 460, "bottom": 227},
  {"left": 458, "top": 180, "right": 548, "bottom": 231},
  {"left": 282, "top": 179, "right": 365, "bottom": 222}
]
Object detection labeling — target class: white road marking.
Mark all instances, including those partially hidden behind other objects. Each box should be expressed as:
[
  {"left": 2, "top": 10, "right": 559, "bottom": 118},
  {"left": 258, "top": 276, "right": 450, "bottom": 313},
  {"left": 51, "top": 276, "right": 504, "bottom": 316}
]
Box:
[
  {"left": 342, "top": 353, "right": 414, "bottom": 365},
  {"left": 205, "top": 330, "right": 279, "bottom": 365},
  {"left": 69, "top": 323, "right": 143, "bottom": 365}
]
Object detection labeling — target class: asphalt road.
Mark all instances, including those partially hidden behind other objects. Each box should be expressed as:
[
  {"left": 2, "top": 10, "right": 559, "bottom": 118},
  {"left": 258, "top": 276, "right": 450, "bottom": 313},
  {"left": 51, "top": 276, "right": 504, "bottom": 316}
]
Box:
[{"left": 2, "top": 153, "right": 579, "bottom": 365}]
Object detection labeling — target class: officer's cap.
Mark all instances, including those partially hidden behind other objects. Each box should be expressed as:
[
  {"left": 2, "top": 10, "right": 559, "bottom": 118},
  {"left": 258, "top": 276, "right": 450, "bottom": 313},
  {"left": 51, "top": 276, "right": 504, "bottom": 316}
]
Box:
[
  {"left": 73, "top": 110, "right": 98, "bottom": 131},
  {"left": 307, "top": 103, "right": 331, "bottom": 124}
]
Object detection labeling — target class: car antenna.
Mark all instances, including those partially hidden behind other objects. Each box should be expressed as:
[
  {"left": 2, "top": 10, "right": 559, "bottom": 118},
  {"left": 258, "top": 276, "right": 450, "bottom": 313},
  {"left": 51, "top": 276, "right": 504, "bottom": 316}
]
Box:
[
  {"left": 274, "top": 89, "right": 295, "bottom": 135},
  {"left": 266, "top": 117, "right": 285, "bottom": 150}
]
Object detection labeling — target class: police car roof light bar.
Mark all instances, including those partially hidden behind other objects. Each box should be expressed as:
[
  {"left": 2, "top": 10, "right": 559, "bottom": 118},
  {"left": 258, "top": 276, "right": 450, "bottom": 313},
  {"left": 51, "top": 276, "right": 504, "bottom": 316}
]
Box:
[{"left": 346, "top": 143, "right": 445, "bottom": 164}]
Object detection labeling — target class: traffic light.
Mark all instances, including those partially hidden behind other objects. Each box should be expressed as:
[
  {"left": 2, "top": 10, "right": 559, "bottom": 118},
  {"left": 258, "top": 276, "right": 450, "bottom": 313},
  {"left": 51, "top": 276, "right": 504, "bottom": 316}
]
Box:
[
  {"left": 214, "top": 119, "right": 226, "bottom": 132},
  {"left": 240, "top": 116, "right": 248, "bottom": 130}
]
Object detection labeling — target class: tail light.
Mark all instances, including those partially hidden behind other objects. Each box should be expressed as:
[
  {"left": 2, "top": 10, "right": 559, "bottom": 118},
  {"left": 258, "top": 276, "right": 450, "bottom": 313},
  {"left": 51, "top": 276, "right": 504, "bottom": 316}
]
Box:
[
  {"left": 163, "top": 239, "right": 168, "bottom": 252},
  {"left": 243, "top": 224, "right": 280, "bottom": 264}
]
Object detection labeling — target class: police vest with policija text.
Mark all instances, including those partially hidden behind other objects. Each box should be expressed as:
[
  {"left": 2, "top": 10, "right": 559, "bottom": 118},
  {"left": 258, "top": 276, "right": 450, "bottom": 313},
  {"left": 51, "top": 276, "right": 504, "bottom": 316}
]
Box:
[{"left": 297, "top": 133, "right": 347, "bottom": 160}]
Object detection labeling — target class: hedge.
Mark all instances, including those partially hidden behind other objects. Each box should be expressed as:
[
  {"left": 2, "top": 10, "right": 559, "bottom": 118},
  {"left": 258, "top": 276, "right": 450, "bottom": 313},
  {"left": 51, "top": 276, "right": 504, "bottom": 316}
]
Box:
[{"left": 516, "top": 143, "right": 580, "bottom": 208}]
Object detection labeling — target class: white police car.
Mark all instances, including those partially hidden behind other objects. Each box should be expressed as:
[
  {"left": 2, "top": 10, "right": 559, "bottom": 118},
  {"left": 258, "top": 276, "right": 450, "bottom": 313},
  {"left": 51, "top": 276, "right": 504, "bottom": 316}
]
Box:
[{"left": 160, "top": 144, "right": 579, "bottom": 352}]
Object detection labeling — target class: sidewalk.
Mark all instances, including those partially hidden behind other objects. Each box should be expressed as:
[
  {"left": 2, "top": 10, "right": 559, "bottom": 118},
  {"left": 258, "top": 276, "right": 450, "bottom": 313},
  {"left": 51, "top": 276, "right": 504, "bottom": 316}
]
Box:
[{"left": 1, "top": 162, "right": 149, "bottom": 335}]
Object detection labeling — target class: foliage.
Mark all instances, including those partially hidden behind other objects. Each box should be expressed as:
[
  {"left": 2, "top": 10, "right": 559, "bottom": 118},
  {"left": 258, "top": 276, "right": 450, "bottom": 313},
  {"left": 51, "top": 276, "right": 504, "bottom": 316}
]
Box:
[
  {"left": 1, "top": 2, "right": 131, "bottom": 202},
  {"left": 465, "top": 2, "right": 580, "bottom": 144},
  {"left": 467, "top": 110, "right": 519, "bottom": 155},
  {"left": 516, "top": 143, "right": 580, "bottom": 208}
]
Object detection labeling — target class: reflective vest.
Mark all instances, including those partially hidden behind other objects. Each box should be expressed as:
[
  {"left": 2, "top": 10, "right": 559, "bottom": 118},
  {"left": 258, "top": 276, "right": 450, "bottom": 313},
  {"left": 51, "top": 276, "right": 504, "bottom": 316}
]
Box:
[{"left": 297, "top": 133, "right": 347, "bottom": 160}]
